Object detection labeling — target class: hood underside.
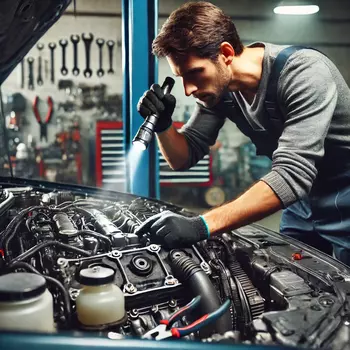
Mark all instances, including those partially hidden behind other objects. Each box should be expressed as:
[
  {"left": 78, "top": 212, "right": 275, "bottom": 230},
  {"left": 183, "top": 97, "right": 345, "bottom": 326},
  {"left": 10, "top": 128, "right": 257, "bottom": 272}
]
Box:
[{"left": 0, "top": 0, "right": 71, "bottom": 85}]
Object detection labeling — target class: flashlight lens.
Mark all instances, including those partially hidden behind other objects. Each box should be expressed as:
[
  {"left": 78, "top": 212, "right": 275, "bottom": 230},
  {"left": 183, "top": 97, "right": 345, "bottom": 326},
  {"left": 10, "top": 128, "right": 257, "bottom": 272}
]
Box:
[{"left": 133, "top": 140, "right": 147, "bottom": 151}]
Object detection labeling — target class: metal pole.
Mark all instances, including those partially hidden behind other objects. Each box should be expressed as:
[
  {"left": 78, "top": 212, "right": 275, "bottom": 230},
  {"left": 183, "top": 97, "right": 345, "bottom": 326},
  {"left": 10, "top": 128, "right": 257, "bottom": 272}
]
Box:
[{"left": 122, "top": 0, "right": 159, "bottom": 197}]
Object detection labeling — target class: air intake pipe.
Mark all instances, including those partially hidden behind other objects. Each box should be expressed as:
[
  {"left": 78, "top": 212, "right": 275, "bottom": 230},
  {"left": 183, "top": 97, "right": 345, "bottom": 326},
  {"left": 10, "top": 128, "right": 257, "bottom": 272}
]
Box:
[{"left": 170, "top": 252, "right": 232, "bottom": 337}]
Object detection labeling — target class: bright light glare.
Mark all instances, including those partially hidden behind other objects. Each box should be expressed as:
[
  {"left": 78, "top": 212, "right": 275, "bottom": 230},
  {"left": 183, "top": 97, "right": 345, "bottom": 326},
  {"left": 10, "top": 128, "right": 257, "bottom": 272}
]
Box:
[
  {"left": 274, "top": 5, "right": 319, "bottom": 15},
  {"left": 132, "top": 141, "right": 147, "bottom": 151}
]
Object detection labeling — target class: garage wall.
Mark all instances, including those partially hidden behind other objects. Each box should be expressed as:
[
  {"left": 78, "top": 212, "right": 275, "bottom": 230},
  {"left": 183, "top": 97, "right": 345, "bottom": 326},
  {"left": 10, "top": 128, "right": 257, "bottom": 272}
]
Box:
[
  {"left": 2, "top": 0, "right": 349, "bottom": 190},
  {"left": 158, "top": 0, "right": 350, "bottom": 119},
  {"left": 156, "top": 0, "right": 350, "bottom": 166},
  {"left": 4, "top": 0, "right": 350, "bottom": 131}
]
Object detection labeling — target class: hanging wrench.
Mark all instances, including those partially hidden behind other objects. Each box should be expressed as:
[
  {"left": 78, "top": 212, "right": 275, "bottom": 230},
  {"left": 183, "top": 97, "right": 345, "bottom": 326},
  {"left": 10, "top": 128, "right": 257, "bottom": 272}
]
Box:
[
  {"left": 48, "top": 42, "right": 57, "bottom": 84},
  {"left": 70, "top": 34, "right": 80, "bottom": 76},
  {"left": 107, "top": 40, "right": 115, "bottom": 75},
  {"left": 27, "top": 57, "right": 35, "bottom": 90},
  {"left": 37, "top": 43, "right": 44, "bottom": 86},
  {"left": 20, "top": 59, "right": 25, "bottom": 89},
  {"left": 82, "top": 33, "right": 94, "bottom": 78},
  {"left": 96, "top": 38, "right": 105, "bottom": 77},
  {"left": 45, "top": 59, "right": 49, "bottom": 80},
  {"left": 59, "top": 39, "right": 68, "bottom": 76}
]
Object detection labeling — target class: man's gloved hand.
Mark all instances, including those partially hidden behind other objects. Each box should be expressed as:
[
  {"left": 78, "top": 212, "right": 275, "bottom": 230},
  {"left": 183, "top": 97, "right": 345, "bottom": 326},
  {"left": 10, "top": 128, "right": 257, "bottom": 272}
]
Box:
[
  {"left": 137, "top": 84, "right": 176, "bottom": 133},
  {"left": 135, "top": 211, "right": 210, "bottom": 248}
]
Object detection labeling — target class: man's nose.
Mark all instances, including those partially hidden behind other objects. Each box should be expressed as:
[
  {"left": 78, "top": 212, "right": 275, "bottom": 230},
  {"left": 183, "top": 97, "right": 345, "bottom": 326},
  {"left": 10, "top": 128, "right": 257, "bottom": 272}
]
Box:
[{"left": 183, "top": 81, "right": 198, "bottom": 97}]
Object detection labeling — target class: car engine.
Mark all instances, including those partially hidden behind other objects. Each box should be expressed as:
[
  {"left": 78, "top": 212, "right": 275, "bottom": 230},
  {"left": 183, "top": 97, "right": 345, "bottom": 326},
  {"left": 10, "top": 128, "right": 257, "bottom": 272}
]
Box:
[{"left": 0, "top": 186, "right": 350, "bottom": 349}]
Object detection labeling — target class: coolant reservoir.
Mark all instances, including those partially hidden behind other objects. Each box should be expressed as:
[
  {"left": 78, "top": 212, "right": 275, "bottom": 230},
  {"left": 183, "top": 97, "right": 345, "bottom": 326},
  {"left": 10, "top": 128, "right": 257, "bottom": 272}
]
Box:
[
  {"left": 76, "top": 266, "right": 125, "bottom": 327},
  {"left": 0, "top": 273, "right": 55, "bottom": 332}
]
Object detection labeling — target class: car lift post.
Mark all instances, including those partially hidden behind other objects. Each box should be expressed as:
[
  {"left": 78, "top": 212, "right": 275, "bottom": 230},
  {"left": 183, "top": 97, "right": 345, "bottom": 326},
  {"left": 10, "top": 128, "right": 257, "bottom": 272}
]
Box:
[{"left": 122, "top": 0, "right": 160, "bottom": 198}]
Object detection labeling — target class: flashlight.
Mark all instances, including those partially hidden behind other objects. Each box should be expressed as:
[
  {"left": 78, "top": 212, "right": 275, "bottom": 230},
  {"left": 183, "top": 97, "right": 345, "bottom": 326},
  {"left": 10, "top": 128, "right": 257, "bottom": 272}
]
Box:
[{"left": 132, "top": 77, "right": 175, "bottom": 151}]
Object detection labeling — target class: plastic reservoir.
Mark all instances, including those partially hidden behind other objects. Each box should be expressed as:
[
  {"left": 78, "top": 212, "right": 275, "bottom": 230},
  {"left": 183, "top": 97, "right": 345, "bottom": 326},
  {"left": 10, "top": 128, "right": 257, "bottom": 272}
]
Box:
[
  {"left": 76, "top": 266, "right": 125, "bottom": 327},
  {"left": 0, "top": 273, "right": 55, "bottom": 332}
]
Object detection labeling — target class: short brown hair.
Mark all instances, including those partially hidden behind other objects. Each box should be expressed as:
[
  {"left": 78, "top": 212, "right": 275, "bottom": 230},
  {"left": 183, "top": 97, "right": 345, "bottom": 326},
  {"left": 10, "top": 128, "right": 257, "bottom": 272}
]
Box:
[{"left": 152, "top": 1, "right": 244, "bottom": 60}]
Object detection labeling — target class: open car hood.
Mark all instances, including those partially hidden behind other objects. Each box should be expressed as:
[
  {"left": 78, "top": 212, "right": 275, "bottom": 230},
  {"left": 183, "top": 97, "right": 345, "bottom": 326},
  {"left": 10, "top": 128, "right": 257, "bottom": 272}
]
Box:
[
  {"left": 0, "top": 0, "right": 71, "bottom": 85},
  {"left": 0, "top": 177, "right": 349, "bottom": 350}
]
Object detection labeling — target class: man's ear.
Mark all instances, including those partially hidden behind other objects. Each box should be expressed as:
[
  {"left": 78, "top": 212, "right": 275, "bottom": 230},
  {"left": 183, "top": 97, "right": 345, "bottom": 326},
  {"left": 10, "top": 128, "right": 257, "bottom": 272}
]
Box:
[{"left": 219, "top": 42, "right": 235, "bottom": 65}]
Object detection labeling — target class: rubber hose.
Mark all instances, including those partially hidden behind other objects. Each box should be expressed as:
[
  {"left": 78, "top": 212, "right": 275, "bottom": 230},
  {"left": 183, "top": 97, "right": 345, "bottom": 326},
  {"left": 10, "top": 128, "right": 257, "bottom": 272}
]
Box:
[
  {"left": 11, "top": 241, "right": 91, "bottom": 263},
  {"left": 170, "top": 253, "right": 232, "bottom": 337}
]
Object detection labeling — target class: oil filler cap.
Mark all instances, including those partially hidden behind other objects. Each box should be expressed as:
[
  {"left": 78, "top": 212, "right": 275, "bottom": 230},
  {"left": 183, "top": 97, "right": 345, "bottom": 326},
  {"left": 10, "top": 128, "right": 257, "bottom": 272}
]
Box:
[
  {"left": 0, "top": 273, "right": 46, "bottom": 302},
  {"left": 79, "top": 266, "right": 115, "bottom": 286}
]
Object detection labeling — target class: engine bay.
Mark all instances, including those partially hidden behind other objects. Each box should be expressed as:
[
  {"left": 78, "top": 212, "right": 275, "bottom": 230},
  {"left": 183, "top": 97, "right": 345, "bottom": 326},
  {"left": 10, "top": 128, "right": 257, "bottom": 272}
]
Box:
[{"left": 0, "top": 185, "right": 350, "bottom": 349}]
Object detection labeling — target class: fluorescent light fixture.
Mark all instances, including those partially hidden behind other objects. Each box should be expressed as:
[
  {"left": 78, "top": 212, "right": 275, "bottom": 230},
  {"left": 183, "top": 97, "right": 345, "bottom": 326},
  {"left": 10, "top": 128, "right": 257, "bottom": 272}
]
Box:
[{"left": 274, "top": 4, "right": 319, "bottom": 15}]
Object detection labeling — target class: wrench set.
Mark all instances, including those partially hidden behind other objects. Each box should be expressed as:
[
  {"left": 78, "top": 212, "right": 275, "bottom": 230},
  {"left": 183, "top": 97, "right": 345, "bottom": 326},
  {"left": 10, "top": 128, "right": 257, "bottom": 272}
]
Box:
[{"left": 20, "top": 34, "right": 117, "bottom": 89}]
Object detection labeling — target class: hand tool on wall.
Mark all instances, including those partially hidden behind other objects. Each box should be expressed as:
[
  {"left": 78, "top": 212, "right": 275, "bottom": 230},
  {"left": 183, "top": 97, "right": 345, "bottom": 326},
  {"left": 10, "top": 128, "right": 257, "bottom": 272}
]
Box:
[
  {"left": 48, "top": 42, "right": 57, "bottom": 84},
  {"left": 20, "top": 60, "right": 25, "bottom": 89},
  {"left": 37, "top": 43, "right": 44, "bottom": 86},
  {"left": 82, "top": 33, "right": 94, "bottom": 78},
  {"left": 71, "top": 34, "right": 80, "bottom": 76},
  {"left": 96, "top": 38, "right": 105, "bottom": 77},
  {"left": 106, "top": 40, "right": 115, "bottom": 74},
  {"left": 59, "top": 39, "right": 68, "bottom": 76},
  {"left": 143, "top": 296, "right": 231, "bottom": 340},
  {"left": 32, "top": 96, "right": 54, "bottom": 142},
  {"left": 45, "top": 59, "right": 49, "bottom": 80},
  {"left": 7, "top": 93, "right": 26, "bottom": 130},
  {"left": 27, "top": 57, "right": 34, "bottom": 90}
]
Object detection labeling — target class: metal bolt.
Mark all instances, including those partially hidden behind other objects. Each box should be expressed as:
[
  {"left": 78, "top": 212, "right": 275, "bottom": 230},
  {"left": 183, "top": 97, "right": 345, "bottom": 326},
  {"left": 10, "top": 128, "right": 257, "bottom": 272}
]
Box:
[
  {"left": 165, "top": 275, "right": 178, "bottom": 286},
  {"left": 319, "top": 297, "right": 335, "bottom": 307},
  {"left": 57, "top": 258, "right": 68, "bottom": 267},
  {"left": 151, "top": 305, "right": 159, "bottom": 313},
  {"left": 129, "top": 309, "right": 139, "bottom": 319},
  {"left": 111, "top": 250, "right": 122, "bottom": 259},
  {"left": 149, "top": 244, "right": 160, "bottom": 253},
  {"left": 125, "top": 283, "right": 137, "bottom": 294},
  {"left": 169, "top": 300, "right": 177, "bottom": 308},
  {"left": 201, "top": 262, "right": 211, "bottom": 273}
]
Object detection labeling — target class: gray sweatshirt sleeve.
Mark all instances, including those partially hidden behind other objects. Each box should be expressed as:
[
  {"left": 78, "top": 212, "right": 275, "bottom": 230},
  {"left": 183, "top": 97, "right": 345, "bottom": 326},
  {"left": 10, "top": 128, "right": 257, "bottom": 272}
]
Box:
[
  {"left": 261, "top": 53, "right": 338, "bottom": 207},
  {"left": 177, "top": 103, "right": 226, "bottom": 170}
]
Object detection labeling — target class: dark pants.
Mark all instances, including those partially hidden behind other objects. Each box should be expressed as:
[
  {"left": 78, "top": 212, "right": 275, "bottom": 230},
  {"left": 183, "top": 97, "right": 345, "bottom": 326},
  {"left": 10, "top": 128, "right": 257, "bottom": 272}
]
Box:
[{"left": 280, "top": 170, "right": 350, "bottom": 266}]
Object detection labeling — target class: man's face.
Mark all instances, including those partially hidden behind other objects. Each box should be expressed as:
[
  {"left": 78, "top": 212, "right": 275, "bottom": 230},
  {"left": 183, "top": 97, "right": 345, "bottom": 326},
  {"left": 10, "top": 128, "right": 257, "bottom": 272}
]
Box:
[{"left": 167, "top": 53, "right": 231, "bottom": 108}]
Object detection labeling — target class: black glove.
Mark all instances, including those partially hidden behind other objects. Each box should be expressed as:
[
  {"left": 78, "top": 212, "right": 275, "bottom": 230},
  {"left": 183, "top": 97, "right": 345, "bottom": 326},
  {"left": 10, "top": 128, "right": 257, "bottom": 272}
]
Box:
[
  {"left": 137, "top": 84, "right": 176, "bottom": 133},
  {"left": 134, "top": 211, "right": 210, "bottom": 248}
]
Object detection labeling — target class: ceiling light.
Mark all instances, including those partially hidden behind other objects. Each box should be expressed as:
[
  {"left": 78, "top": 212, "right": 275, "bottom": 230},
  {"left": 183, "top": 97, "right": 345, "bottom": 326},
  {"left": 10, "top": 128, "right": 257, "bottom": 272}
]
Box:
[{"left": 274, "top": 3, "right": 319, "bottom": 15}]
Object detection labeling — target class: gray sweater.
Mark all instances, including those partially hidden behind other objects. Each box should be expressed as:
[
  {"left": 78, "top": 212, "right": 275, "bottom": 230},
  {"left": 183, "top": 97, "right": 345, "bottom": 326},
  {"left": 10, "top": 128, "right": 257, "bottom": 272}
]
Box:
[{"left": 179, "top": 42, "right": 350, "bottom": 208}]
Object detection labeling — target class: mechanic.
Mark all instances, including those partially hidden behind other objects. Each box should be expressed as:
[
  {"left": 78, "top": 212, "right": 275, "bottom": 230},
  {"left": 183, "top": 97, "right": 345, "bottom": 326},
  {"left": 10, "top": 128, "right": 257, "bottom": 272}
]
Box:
[{"left": 135, "top": 1, "right": 350, "bottom": 265}]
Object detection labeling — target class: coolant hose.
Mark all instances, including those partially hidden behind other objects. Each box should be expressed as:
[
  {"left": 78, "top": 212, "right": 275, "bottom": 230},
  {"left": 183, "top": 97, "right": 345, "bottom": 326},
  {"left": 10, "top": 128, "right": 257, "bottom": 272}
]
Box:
[{"left": 170, "top": 252, "right": 232, "bottom": 337}]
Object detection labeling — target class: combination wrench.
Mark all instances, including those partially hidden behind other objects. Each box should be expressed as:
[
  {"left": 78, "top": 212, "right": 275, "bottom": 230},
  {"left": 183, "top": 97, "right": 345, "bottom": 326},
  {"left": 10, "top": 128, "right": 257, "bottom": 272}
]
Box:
[
  {"left": 71, "top": 34, "right": 80, "bottom": 76},
  {"left": 27, "top": 57, "right": 34, "bottom": 90},
  {"left": 37, "top": 43, "right": 44, "bottom": 86},
  {"left": 20, "top": 59, "right": 25, "bottom": 89},
  {"left": 96, "top": 38, "right": 105, "bottom": 77},
  {"left": 82, "top": 33, "right": 94, "bottom": 78},
  {"left": 48, "top": 42, "right": 57, "bottom": 84},
  {"left": 107, "top": 40, "right": 115, "bottom": 74},
  {"left": 59, "top": 39, "right": 68, "bottom": 76}
]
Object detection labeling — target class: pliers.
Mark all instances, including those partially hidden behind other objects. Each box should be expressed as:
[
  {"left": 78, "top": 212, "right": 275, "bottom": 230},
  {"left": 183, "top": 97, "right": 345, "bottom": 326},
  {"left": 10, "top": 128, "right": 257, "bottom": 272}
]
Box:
[
  {"left": 142, "top": 296, "right": 231, "bottom": 340},
  {"left": 33, "top": 96, "right": 54, "bottom": 142}
]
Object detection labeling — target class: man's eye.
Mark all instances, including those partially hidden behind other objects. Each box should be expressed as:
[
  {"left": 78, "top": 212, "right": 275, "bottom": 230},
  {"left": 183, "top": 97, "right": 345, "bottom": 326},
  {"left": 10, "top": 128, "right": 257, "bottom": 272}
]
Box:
[{"left": 190, "top": 68, "right": 203, "bottom": 76}]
